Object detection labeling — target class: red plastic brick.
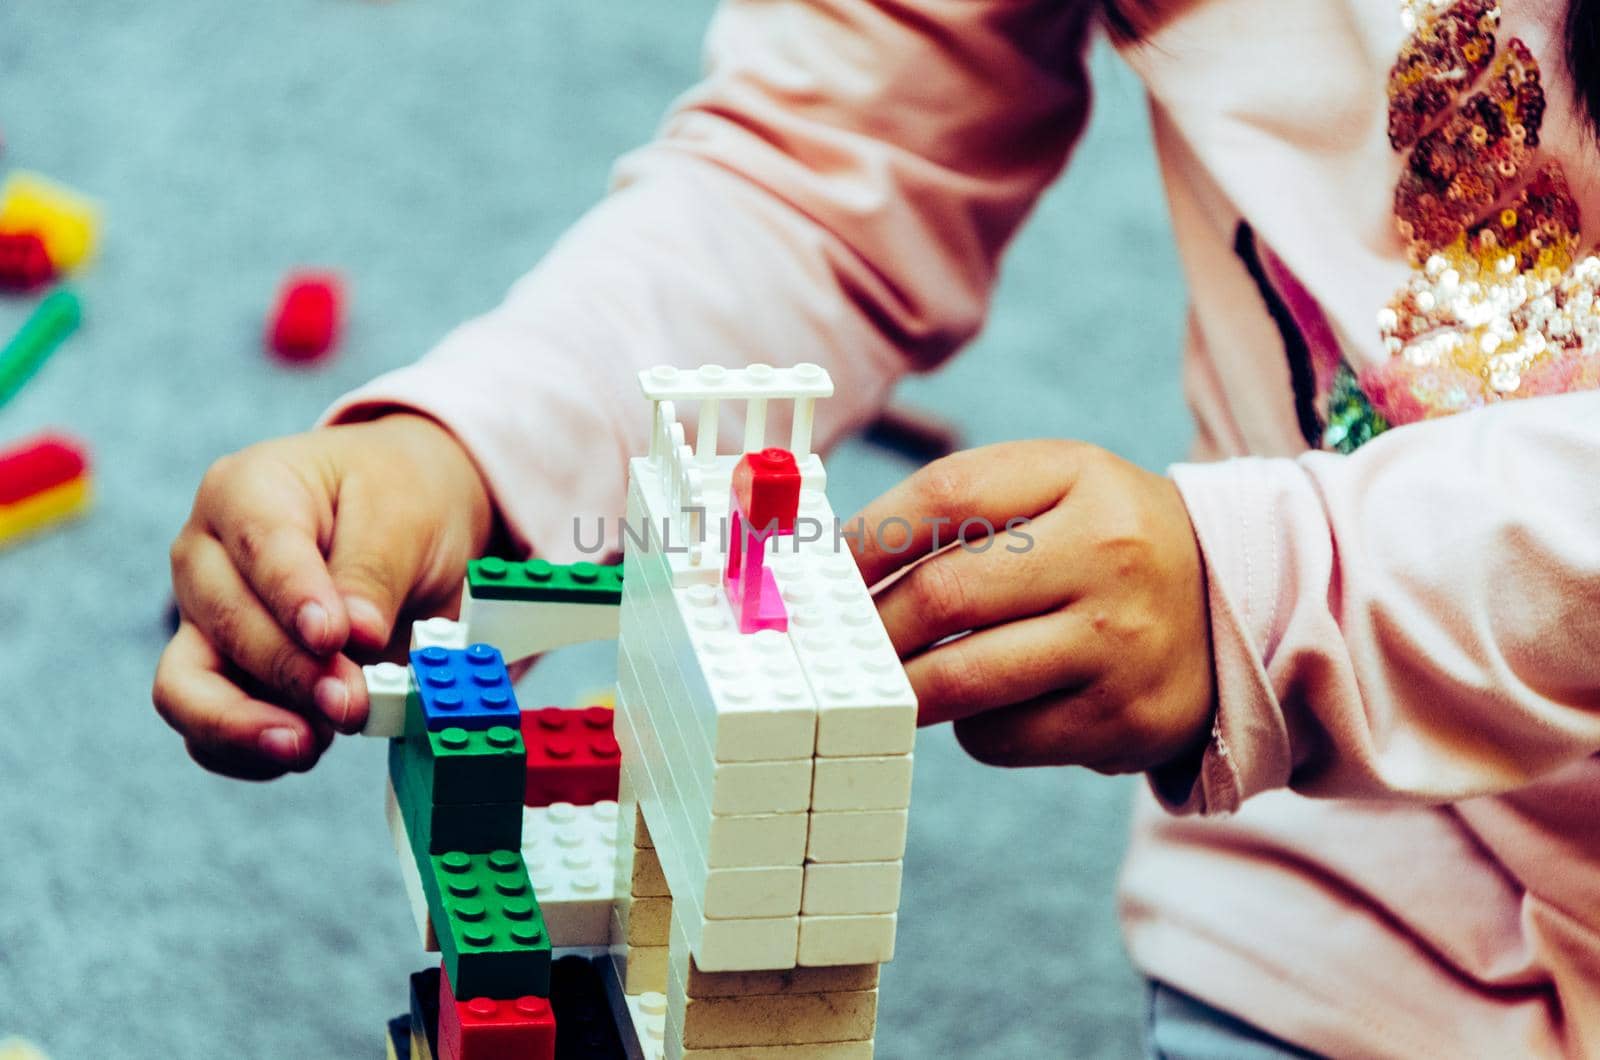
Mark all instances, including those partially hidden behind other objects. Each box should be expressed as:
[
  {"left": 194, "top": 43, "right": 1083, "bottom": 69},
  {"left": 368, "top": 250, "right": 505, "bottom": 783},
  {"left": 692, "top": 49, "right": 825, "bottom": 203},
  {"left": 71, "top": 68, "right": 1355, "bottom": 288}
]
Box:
[
  {"left": 267, "top": 271, "right": 343, "bottom": 363},
  {"left": 439, "top": 965, "right": 556, "bottom": 1060},
  {"left": 0, "top": 231, "right": 55, "bottom": 291},
  {"left": 730, "top": 447, "right": 800, "bottom": 535},
  {"left": 0, "top": 431, "right": 88, "bottom": 505},
  {"left": 520, "top": 706, "right": 620, "bottom": 807}
]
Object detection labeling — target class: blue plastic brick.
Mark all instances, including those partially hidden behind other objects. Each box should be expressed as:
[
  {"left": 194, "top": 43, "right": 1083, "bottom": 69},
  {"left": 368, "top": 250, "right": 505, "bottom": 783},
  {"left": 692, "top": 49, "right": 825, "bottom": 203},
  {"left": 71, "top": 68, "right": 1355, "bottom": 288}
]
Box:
[{"left": 409, "top": 644, "right": 521, "bottom": 732}]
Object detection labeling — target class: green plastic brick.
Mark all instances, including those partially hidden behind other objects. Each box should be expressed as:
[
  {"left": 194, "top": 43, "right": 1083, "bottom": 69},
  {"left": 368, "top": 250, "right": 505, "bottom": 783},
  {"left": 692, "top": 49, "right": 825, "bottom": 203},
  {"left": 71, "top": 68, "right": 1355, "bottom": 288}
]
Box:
[
  {"left": 0, "top": 289, "right": 79, "bottom": 410},
  {"left": 396, "top": 755, "right": 521, "bottom": 856},
  {"left": 424, "top": 725, "right": 525, "bottom": 806},
  {"left": 467, "top": 558, "right": 622, "bottom": 605},
  {"left": 429, "top": 850, "right": 552, "bottom": 999}
]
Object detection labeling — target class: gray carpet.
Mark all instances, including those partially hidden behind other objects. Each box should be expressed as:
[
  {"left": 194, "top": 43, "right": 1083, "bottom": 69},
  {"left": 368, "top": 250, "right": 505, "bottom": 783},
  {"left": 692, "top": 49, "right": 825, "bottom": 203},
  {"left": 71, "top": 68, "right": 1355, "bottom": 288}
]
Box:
[{"left": 0, "top": 2, "right": 1189, "bottom": 1056}]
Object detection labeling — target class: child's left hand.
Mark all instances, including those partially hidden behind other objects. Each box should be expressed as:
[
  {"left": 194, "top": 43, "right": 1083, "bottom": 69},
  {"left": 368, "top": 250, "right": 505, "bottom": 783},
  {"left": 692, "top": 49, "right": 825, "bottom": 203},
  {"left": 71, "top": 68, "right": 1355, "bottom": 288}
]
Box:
[{"left": 851, "top": 440, "right": 1215, "bottom": 775}]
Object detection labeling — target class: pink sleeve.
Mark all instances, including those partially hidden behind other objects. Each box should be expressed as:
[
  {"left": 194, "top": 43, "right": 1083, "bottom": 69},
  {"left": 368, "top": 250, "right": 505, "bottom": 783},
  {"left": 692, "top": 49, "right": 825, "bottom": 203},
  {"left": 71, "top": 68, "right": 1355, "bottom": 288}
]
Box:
[
  {"left": 325, "top": 0, "right": 1096, "bottom": 560},
  {"left": 1161, "top": 392, "right": 1600, "bottom": 814}
]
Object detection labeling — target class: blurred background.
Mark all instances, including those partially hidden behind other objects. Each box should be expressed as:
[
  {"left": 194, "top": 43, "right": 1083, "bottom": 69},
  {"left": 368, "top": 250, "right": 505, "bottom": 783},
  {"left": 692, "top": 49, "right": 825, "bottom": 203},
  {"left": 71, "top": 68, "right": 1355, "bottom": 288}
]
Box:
[{"left": 0, "top": 1, "right": 1188, "bottom": 1056}]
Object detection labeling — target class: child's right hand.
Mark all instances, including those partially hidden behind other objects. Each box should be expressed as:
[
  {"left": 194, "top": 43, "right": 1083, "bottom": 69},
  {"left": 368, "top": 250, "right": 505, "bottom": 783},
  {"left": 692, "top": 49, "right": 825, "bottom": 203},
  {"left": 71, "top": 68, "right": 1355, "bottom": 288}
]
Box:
[{"left": 152, "top": 414, "right": 494, "bottom": 780}]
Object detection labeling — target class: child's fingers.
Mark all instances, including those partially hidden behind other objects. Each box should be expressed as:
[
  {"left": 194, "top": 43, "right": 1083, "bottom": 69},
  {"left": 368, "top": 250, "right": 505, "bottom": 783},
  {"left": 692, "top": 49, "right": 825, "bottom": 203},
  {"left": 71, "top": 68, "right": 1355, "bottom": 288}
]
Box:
[
  {"left": 153, "top": 623, "right": 323, "bottom": 779},
  {"left": 324, "top": 479, "right": 428, "bottom": 651},
  {"left": 903, "top": 609, "right": 1103, "bottom": 727},
  {"left": 872, "top": 508, "right": 1078, "bottom": 658},
  {"left": 193, "top": 456, "right": 350, "bottom": 656},
  {"left": 213, "top": 518, "right": 349, "bottom": 657},
  {"left": 849, "top": 441, "right": 1079, "bottom": 588},
  {"left": 171, "top": 533, "right": 362, "bottom": 730}
]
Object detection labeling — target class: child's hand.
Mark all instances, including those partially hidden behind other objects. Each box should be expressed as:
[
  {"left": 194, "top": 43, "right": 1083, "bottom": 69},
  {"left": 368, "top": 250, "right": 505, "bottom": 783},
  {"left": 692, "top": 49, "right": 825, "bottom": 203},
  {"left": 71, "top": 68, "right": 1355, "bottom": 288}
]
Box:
[
  {"left": 851, "top": 440, "right": 1214, "bottom": 775},
  {"left": 153, "top": 415, "right": 493, "bottom": 780}
]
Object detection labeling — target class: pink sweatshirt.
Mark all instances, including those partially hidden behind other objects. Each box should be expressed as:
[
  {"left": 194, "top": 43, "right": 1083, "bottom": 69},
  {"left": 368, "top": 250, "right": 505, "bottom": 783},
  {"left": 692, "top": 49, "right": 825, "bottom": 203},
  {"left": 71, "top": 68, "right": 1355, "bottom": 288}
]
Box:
[{"left": 329, "top": 1, "right": 1600, "bottom": 1055}]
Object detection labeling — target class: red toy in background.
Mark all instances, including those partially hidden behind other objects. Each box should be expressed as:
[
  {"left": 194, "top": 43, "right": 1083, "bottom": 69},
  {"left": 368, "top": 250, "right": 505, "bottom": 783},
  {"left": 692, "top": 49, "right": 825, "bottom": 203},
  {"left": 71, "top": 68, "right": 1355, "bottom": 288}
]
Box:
[
  {"left": 0, "top": 231, "right": 55, "bottom": 291},
  {"left": 267, "top": 271, "right": 343, "bottom": 363}
]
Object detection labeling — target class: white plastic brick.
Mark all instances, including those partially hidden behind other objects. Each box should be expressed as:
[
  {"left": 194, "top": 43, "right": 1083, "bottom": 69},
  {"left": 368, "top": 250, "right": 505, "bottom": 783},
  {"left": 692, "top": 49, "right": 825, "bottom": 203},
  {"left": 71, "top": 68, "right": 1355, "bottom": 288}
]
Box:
[
  {"left": 770, "top": 550, "right": 916, "bottom": 757},
  {"left": 638, "top": 363, "right": 834, "bottom": 403},
  {"left": 800, "top": 862, "right": 903, "bottom": 916},
  {"left": 624, "top": 570, "right": 815, "bottom": 817},
  {"left": 615, "top": 718, "right": 799, "bottom": 970},
  {"left": 383, "top": 779, "right": 436, "bottom": 952},
  {"left": 808, "top": 755, "right": 912, "bottom": 812},
  {"left": 627, "top": 991, "right": 669, "bottom": 1060},
  {"left": 797, "top": 914, "right": 897, "bottom": 967},
  {"left": 361, "top": 662, "right": 412, "bottom": 738},
  {"left": 622, "top": 639, "right": 808, "bottom": 871},
  {"left": 627, "top": 477, "right": 818, "bottom": 764},
  {"left": 409, "top": 615, "right": 468, "bottom": 652},
  {"left": 459, "top": 589, "right": 620, "bottom": 665},
  {"left": 805, "top": 810, "right": 909, "bottom": 864},
  {"left": 521, "top": 801, "right": 619, "bottom": 947}
]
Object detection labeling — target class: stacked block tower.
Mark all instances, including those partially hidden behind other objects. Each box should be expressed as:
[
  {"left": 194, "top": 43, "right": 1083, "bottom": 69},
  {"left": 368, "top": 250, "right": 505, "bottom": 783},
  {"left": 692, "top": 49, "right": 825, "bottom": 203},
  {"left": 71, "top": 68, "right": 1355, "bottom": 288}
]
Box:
[{"left": 363, "top": 363, "right": 912, "bottom": 1059}]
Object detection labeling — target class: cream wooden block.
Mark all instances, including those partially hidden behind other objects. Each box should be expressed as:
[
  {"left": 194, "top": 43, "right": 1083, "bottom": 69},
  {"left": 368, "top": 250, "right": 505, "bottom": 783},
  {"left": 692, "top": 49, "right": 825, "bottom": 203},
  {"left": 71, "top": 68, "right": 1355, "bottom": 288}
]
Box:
[
  {"left": 797, "top": 914, "right": 896, "bottom": 966},
  {"left": 805, "top": 810, "right": 908, "bottom": 863},
  {"left": 809, "top": 755, "right": 912, "bottom": 812},
  {"left": 676, "top": 1042, "right": 873, "bottom": 1060},
  {"left": 632, "top": 842, "right": 671, "bottom": 897},
  {"left": 674, "top": 910, "right": 878, "bottom": 997},
  {"left": 668, "top": 962, "right": 878, "bottom": 1049},
  {"left": 800, "top": 861, "right": 903, "bottom": 916},
  {"left": 616, "top": 893, "right": 673, "bottom": 948}
]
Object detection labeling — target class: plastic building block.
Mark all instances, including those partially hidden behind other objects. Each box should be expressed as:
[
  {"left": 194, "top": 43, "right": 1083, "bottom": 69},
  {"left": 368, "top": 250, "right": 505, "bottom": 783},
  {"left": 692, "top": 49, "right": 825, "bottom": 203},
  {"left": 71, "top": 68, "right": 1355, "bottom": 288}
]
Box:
[
  {"left": 469, "top": 558, "right": 623, "bottom": 605},
  {"left": 0, "top": 289, "right": 80, "bottom": 410},
  {"left": 363, "top": 662, "right": 413, "bottom": 739},
  {"left": 626, "top": 992, "right": 668, "bottom": 1060},
  {"left": 424, "top": 726, "right": 526, "bottom": 806},
  {"left": 723, "top": 450, "right": 799, "bottom": 635},
  {"left": 0, "top": 475, "right": 88, "bottom": 548},
  {"left": 636, "top": 363, "right": 833, "bottom": 402},
  {"left": 385, "top": 779, "right": 439, "bottom": 951},
  {"left": 429, "top": 850, "right": 552, "bottom": 1000},
  {"left": 522, "top": 707, "right": 621, "bottom": 807},
  {"left": 410, "top": 967, "right": 443, "bottom": 1060},
  {"left": 0, "top": 431, "right": 87, "bottom": 504},
  {"left": 459, "top": 589, "right": 620, "bottom": 665},
  {"left": 799, "top": 862, "right": 903, "bottom": 916},
  {"left": 0, "top": 431, "right": 90, "bottom": 549},
  {"left": 730, "top": 448, "right": 800, "bottom": 536},
  {"left": 413, "top": 616, "right": 470, "bottom": 652},
  {"left": 386, "top": 1014, "right": 409, "bottom": 1060},
  {"left": 770, "top": 550, "right": 916, "bottom": 757},
  {"left": 804, "top": 810, "right": 908, "bottom": 864},
  {"left": 411, "top": 645, "right": 520, "bottom": 732},
  {"left": 549, "top": 955, "right": 627, "bottom": 1060},
  {"left": 439, "top": 966, "right": 556, "bottom": 1060},
  {"left": 521, "top": 801, "right": 618, "bottom": 947},
  {"left": 0, "top": 171, "right": 100, "bottom": 270},
  {"left": 808, "top": 755, "right": 912, "bottom": 812},
  {"left": 267, "top": 271, "right": 343, "bottom": 363},
  {"left": 795, "top": 915, "right": 896, "bottom": 967},
  {"left": 392, "top": 741, "right": 521, "bottom": 854},
  {"left": 0, "top": 231, "right": 54, "bottom": 290}
]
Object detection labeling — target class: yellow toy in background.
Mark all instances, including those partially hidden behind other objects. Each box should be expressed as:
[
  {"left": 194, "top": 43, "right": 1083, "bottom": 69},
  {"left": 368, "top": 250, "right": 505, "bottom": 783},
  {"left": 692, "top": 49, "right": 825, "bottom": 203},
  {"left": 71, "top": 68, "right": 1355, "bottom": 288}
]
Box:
[
  {"left": 0, "top": 171, "right": 100, "bottom": 271},
  {"left": 0, "top": 1037, "right": 51, "bottom": 1060}
]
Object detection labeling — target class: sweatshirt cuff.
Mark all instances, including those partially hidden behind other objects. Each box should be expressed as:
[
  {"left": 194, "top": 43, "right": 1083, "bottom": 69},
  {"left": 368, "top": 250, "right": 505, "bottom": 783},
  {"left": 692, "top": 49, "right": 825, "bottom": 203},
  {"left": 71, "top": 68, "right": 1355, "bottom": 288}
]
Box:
[
  {"left": 319, "top": 313, "right": 636, "bottom": 563},
  {"left": 1149, "top": 458, "right": 1298, "bottom": 815}
]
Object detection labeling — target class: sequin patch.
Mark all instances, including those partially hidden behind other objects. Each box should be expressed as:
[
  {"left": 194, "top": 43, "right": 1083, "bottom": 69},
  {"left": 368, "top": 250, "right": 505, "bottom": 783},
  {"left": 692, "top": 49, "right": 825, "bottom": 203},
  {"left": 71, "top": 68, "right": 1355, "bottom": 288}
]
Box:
[{"left": 1357, "top": 1, "right": 1596, "bottom": 433}]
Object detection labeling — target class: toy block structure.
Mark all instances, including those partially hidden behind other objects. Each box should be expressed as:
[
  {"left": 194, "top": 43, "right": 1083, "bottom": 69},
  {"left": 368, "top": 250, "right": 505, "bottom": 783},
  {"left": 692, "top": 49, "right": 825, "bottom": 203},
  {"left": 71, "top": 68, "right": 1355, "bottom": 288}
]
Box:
[
  {"left": 359, "top": 363, "right": 911, "bottom": 1056},
  {"left": 0, "top": 430, "right": 90, "bottom": 549},
  {"left": 0, "top": 171, "right": 99, "bottom": 271}
]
